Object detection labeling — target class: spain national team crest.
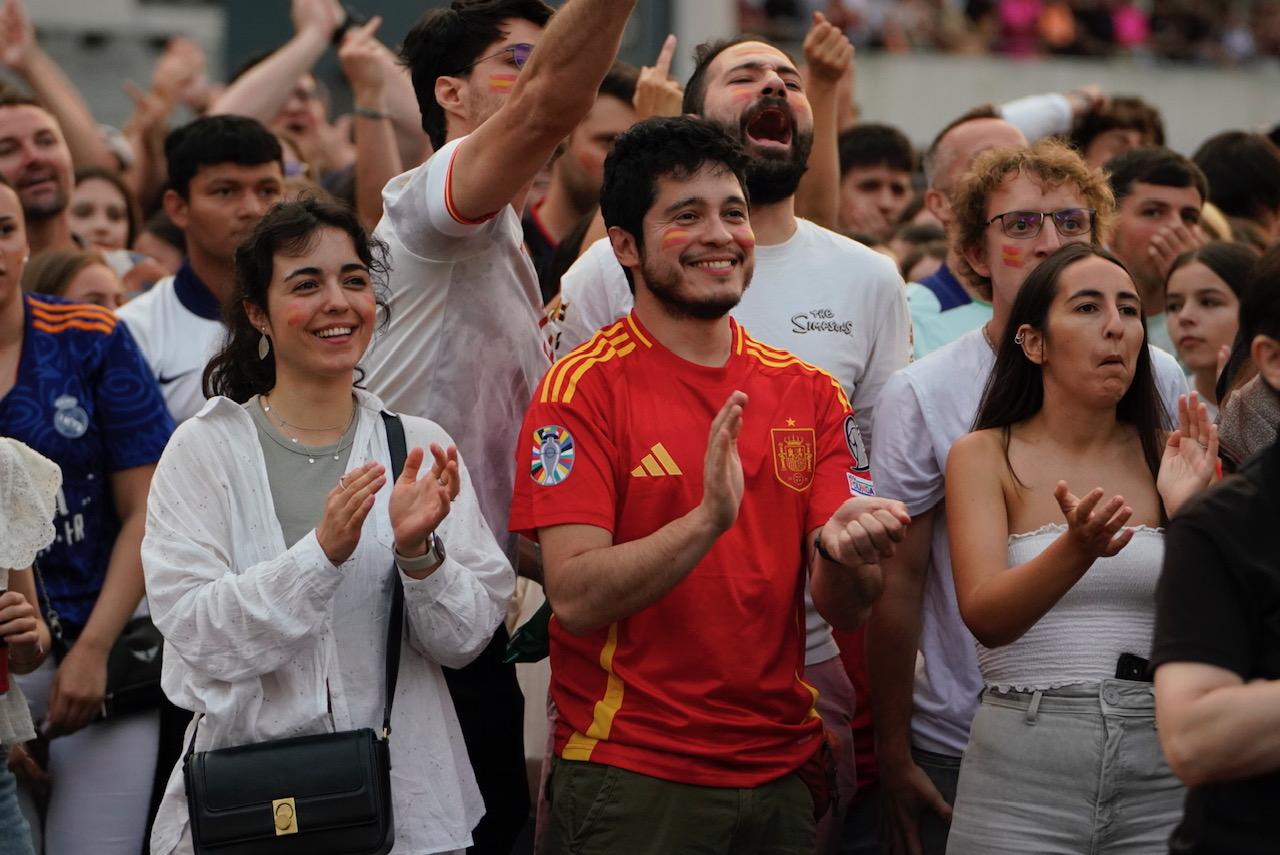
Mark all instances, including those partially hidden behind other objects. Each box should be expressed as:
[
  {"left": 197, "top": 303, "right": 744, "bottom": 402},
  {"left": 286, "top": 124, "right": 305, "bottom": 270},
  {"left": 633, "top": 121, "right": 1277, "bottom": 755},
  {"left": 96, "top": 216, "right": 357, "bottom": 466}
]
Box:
[
  {"left": 531, "top": 425, "right": 575, "bottom": 486},
  {"left": 771, "top": 427, "right": 816, "bottom": 492}
]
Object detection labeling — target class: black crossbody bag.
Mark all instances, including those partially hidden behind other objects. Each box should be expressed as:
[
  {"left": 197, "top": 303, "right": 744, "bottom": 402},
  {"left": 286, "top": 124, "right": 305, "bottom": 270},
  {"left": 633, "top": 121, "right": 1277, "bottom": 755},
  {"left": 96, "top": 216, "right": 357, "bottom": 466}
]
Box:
[{"left": 182, "top": 412, "right": 409, "bottom": 855}]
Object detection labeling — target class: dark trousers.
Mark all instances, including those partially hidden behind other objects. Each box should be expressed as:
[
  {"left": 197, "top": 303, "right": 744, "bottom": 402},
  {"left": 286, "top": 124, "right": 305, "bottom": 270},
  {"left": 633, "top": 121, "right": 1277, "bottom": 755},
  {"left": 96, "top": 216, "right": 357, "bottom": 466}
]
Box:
[{"left": 445, "top": 624, "right": 530, "bottom": 855}]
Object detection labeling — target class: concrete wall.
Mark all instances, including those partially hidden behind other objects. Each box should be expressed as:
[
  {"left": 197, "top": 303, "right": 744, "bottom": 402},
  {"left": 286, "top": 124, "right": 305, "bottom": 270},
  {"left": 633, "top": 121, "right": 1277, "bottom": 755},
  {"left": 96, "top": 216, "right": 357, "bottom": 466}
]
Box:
[{"left": 825, "top": 53, "right": 1280, "bottom": 155}]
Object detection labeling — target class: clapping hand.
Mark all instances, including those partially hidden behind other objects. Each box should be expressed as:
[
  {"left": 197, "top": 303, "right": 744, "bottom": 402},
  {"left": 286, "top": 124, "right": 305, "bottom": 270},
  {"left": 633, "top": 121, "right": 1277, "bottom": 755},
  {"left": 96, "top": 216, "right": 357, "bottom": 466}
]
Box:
[
  {"left": 389, "top": 444, "right": 460, "bottom": 563},
  {"left": 698, "top": 391, "right": 747, "bottom": 534},
  {"left": 818, "top": 496, "right": 910, "bottom": 567},
  {"left": 1157, "top": 391, "right": 1218, "bottom": 517},
  {"left": 1054, "top": 481, "right": 1133, "bottom": 560},
  {"left": 0, "top": 0, "right": 35, "bottom": 73},
  {"left": 317, "top": 461, "right": 386, "bottom": 565}
]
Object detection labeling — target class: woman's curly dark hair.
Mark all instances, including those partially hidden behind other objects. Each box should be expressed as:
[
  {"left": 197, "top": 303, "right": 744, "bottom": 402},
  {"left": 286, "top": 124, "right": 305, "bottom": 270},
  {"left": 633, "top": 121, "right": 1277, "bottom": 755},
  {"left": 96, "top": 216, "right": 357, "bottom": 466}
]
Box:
[{"left": 202, "top": 198, "right": 391, "bottom": 404}]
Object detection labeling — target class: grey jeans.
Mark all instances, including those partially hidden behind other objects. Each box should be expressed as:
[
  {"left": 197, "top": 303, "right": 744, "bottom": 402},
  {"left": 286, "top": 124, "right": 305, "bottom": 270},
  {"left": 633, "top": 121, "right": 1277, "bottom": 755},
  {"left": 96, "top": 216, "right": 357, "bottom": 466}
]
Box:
[{"left": 946, "top": 681, "right": 1185, "bottom": 855}]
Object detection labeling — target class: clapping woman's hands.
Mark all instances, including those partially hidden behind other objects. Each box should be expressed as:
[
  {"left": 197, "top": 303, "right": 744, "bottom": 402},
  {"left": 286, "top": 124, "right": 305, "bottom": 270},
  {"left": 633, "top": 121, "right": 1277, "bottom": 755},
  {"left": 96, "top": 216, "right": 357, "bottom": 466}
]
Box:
[
  {"left": 389, "top": 444, "right": 460, "bottom": 562},
  {"left": 1054, "top": 481, "right": 1134, "bottom": 561},
  {"left": 317, "top": 461, "right": 386, "bottom": 565},
  {"left": 1157, "top": 391, "right": 1218, "bottom": 518}
]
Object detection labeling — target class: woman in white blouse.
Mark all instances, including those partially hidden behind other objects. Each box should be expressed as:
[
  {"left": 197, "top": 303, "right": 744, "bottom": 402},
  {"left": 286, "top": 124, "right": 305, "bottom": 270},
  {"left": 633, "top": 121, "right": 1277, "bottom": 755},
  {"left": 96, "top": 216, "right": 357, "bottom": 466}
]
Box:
[
  {"left": 942, "top": 245, "right": 1218, "bottom": 854},
  {"left": 141, "top": 199, "right": 514, "bottom": 855}
]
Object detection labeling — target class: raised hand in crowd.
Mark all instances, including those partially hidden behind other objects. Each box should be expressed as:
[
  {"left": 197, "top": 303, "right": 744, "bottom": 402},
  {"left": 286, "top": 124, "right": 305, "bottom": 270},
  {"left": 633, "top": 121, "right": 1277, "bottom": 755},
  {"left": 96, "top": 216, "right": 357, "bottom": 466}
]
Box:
[
  {"left": 1156, "top": 391, "right": 1219, "bottom": 517},
  {"left": 337, "top": 15, "right": 403, "bottom": 230},
  {"left": 0, "top": 0, "right": 115, "bottom": 171},
  {"left": 316, "top": 460, "right": 386, "bottom": 566},
  {"left": 796, "top": 11, "right": 854, "bottom": 230},
  {"left": 633, "top": 34, "right": 683, "bottom": 120},
  {"left": 1150, "top": 219, "right": 1210, "bottom": 283},
  {"left": 389, "top": 443, "right": 460, "bottom": 574}
]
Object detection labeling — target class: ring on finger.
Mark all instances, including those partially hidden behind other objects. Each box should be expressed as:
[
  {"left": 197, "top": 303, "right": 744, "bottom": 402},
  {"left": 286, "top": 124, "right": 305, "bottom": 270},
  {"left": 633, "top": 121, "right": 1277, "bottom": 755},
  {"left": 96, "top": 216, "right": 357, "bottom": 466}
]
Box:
[
  {"left": 437, "top": 477, "right": 447, "bottom": 487},
  {"left": 339, "top": 475, "right": 348, "bottom": 490}
]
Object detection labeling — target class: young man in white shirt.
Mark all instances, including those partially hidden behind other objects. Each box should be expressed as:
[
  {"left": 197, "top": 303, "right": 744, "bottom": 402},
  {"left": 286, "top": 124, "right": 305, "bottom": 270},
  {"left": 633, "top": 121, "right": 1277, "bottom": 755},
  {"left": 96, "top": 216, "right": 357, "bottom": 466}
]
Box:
[
  {"left": 117, "top": 116, "right": 285, "bottom": 423},
  {"left": 552, "top": 35, "right": 910, "bottom": 850},
  {"left": 868, "top": 139, "right": 1189, "bottom": 855},
  {"left": 361, "top": 2, "right": 636, "bottom": 851}
]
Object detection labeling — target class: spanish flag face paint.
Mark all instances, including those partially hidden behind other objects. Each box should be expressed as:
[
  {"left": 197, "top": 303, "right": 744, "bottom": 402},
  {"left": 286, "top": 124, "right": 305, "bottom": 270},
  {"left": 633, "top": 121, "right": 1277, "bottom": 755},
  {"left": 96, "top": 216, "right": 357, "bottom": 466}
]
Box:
[
  {"left": 488, "top": 73, "right": 517, "bottom": 93},
  {"left": 661, "top": 228, "right": 692, "bottom": 250},
  {"left": 1000, "top": 244, "right": 1027, "bottom": 269}
]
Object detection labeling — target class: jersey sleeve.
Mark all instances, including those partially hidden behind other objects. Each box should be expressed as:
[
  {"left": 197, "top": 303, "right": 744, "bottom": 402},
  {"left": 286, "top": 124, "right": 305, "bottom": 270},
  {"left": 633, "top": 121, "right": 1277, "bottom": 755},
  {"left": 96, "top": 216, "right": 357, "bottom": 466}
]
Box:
[
  {"left": 93, "top": 321, "right": 175, "bottom": 472},
  {"left": 806, "top": 378, "right": 864, "bottom": 534},
  {"left": 509, "top": 372, "right": 619, "bottom": 538},
  {"left": 868, "top": 369, "right": 943, "bottom": 516},
  {"left": 380, "top": 136, "right": 503, "bottom": 261}
]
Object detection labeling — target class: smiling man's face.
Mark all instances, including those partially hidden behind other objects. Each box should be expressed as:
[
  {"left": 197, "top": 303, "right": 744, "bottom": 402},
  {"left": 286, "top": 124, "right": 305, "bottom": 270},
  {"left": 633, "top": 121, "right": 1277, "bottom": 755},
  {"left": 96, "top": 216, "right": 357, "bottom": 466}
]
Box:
[
  {"left": 698, "top": 42, "right": 814, "bottom": 205},
  {"left": 0, "top": 104, "right": 73, "bottom": 222}
]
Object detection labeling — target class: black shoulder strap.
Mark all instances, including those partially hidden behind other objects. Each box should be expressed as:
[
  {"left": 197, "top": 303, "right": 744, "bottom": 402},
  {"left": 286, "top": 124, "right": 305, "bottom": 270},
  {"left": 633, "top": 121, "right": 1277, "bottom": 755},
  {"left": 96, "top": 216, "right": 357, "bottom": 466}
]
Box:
[{"left": 380, "top": 411, "right": 407, "bottom": 739}]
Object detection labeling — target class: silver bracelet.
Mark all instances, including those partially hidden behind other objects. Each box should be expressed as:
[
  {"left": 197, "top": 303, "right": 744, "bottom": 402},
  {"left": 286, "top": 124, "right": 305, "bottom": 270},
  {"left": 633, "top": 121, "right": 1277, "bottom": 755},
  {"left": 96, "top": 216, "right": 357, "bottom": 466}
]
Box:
[{"left": 353, "top": 106, "right": 390, "bottom": 121}]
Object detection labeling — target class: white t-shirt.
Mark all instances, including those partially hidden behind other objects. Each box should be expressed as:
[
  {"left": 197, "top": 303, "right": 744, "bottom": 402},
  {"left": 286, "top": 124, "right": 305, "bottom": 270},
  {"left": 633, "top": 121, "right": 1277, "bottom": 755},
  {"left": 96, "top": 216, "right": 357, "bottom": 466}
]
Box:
[
  {"left": 365, "top": 136, "right": 553, "bottom": 560},
  {"left": 870, "top": 327, "right": 1190, "bottom": 756},
  {"left": 556, "top": 219, "right": 912, "bottom": 662},
  {"left": 117, "top": 267, "right": 227, "bottom": 425}
]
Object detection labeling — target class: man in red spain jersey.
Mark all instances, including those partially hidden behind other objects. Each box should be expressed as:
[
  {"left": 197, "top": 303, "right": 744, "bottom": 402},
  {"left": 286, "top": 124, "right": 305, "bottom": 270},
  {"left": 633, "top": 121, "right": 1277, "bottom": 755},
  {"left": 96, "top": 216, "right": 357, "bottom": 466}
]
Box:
[{"left": 510, "top": 115, "right": 910, "bottom": 853}]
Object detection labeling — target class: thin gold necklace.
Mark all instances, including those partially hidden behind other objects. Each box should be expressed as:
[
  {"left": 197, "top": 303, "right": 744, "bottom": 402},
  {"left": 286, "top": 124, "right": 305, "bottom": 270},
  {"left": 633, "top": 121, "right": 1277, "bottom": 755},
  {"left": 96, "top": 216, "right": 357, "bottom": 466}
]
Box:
[{"left": 261, "top": 394, "right": 354, "bottom": 444}]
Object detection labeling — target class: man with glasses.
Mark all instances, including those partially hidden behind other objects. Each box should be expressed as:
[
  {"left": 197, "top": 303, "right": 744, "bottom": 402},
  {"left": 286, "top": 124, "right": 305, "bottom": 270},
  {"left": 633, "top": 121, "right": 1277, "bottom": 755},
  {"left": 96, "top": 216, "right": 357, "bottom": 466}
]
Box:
[
  {"left": 360, "top": 2, "right": 636, "bottom": 853},
  {"left": 868, "top": 138, "right": 1188, "bottom": 855}
]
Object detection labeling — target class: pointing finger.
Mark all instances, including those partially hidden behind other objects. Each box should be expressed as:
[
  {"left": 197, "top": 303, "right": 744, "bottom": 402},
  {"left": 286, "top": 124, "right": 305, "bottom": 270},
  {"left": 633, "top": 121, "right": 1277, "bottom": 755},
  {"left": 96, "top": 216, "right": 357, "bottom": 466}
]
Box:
[{"left": 654, "top": 33, "right": 676, "bottom": 78}]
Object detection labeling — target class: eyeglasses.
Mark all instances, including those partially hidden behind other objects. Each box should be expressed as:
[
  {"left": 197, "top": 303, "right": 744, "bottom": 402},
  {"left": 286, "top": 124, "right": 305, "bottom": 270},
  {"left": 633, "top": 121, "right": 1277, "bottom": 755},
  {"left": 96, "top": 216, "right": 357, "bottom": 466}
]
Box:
[
  {"left": 986, "top": 208, "right": 1096, "bottom": 239},
  {"left": 450, "top": 43, "right": 534, "bottom": 76}
]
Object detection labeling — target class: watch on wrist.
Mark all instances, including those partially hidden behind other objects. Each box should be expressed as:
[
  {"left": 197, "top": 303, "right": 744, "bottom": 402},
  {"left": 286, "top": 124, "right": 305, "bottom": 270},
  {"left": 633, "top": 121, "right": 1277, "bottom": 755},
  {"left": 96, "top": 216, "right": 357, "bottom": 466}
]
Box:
[
  {"left": 395, "top": 532, "right": 446, "bottom": 572},
  {"left": 423, "top": 531, "right": 446, "bottom": 566}
]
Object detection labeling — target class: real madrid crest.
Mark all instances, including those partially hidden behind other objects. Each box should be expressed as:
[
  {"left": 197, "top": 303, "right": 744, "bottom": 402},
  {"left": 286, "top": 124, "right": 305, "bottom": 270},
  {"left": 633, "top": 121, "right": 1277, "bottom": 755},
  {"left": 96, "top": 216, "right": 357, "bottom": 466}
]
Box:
[
  {"left": 53, "top": 395, "right": 89, "bottom": 439},
  {"left": 771, "top": 427, "right": 815, "bottom": 492},
  {"left": 530, "top": 425, "right": 575, "bottom": 486}
]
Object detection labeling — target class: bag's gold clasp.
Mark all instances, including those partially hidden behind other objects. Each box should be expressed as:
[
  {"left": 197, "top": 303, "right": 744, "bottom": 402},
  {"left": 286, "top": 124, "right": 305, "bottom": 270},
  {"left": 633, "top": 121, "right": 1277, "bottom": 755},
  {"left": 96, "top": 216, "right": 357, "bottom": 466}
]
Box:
[{"left": 272, "top": 797, "right": 298, "bottom": 836}]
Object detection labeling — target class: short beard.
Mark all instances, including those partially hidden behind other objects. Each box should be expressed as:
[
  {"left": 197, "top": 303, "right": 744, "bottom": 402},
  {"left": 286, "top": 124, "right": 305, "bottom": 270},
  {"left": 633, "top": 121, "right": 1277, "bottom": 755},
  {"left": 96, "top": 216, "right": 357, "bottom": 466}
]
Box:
[
  {"left": 22, "top": 191, "right": 68, "bottom": 223},
  {"left": 711, "top": 98, "right": 814, "bottom": 206},
  {"left": 640, "top": 250, "right": 749, "bottom": 320}
]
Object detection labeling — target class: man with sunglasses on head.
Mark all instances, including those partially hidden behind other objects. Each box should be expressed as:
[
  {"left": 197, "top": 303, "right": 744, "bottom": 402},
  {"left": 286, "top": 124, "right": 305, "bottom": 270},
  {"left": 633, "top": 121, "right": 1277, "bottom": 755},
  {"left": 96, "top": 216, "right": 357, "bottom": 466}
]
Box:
[
  {"left": 867, "top": 138, "right": 1188, "bottom": 855},
  {"left": 360, "top": 1, "right": 636, "bottom": 852}
]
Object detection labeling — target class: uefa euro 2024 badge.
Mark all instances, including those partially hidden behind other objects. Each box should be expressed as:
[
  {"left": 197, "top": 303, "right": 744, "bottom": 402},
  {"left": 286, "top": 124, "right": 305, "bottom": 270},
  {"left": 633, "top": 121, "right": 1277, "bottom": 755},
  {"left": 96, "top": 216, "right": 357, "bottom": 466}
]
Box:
[
  {"left": 53, "top": 395, "right": 90, "bottom": 439},
  {"left": 531, "top": 425, "right": 575, "bottom": 486}
]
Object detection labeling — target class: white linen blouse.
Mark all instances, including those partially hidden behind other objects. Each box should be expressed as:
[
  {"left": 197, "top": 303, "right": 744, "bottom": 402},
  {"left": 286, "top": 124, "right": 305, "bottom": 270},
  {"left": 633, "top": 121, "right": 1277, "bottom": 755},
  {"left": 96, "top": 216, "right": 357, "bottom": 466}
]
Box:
[{"left": 143, "top": 389, "right": 514, "bottom": 855}]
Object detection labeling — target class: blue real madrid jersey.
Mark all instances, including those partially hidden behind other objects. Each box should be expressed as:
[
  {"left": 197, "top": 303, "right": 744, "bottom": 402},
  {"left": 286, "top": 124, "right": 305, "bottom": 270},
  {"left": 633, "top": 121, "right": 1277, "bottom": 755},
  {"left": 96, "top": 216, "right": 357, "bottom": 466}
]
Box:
[{"left": 0, "top": 294, "right": 173, "bottom": 632}]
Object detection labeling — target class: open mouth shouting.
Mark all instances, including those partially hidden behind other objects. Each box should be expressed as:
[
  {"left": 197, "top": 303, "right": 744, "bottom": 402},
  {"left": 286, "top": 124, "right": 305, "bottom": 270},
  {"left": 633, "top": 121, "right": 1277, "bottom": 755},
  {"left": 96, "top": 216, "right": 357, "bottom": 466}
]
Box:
[{"left": 742, "top": 100, "right": 795, "bottom": 152}]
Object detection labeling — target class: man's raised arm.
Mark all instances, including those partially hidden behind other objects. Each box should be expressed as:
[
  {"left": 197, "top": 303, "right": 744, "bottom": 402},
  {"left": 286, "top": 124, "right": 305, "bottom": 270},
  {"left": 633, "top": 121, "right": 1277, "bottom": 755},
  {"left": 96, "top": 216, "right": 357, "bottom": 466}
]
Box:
[{"left": 448, "top": 0, "right": 636, "bottom": 221}]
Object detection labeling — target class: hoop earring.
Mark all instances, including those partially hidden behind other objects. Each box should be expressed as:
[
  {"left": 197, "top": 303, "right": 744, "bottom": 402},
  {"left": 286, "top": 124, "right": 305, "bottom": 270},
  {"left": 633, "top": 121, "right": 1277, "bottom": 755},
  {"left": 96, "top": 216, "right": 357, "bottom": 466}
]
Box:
[
  {"left": 258, "top": 329, "right": 270, "bottom": 361},
  {"left": 1014, "top": 332, "right": 1025, "bottom": 345}
]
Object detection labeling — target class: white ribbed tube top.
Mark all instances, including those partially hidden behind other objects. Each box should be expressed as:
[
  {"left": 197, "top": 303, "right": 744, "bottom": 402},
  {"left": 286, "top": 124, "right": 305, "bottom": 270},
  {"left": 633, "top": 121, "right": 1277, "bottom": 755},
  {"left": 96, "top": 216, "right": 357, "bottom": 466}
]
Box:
[{"left": 976, "top": 524, "right": 1164, "bottom": 692}]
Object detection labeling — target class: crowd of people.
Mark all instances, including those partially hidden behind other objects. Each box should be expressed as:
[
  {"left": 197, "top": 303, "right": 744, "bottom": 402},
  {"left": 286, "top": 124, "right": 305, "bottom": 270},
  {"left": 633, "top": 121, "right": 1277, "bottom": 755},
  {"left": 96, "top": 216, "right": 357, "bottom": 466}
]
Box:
[
  {"left": 0, "top": 0, "right": 1278, "bottom": 854},
  {"left": 744, "top": 0, "right": 1280, "bottom": 62}
]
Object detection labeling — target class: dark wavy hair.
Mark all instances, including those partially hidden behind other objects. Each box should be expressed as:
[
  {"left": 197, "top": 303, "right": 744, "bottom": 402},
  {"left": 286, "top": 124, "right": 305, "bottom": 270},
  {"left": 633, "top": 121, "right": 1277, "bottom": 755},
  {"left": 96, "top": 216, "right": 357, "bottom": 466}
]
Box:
[
  {"left": 974, "top": 243, "right": 1169, "bottom": 488},
  {"left": 202, "top": 199, "right": 390, "bottom": 404}
]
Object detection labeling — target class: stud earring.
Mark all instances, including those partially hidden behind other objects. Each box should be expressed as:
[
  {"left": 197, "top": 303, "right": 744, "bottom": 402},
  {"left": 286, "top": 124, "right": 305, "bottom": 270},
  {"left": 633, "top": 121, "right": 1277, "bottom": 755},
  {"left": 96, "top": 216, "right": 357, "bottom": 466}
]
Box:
[{"left": 258, "top": 328, "right": 270, "bottom": 360}]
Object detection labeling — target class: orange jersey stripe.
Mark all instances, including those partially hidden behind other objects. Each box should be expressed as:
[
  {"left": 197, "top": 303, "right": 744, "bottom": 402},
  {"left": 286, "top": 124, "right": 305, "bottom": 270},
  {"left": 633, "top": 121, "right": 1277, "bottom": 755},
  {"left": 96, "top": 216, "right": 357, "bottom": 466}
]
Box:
[
  {"left": 31, "top": 318, "right": 116, "bottom": 336},
  {"left": 743, "top": 342, "right": 852, "bottom": 413},
  {"left": 30, "top": 303, "right": 116, "bottom": 326},
  {"left": 542, "top": 321, "right": 629, "bottom": 404}
]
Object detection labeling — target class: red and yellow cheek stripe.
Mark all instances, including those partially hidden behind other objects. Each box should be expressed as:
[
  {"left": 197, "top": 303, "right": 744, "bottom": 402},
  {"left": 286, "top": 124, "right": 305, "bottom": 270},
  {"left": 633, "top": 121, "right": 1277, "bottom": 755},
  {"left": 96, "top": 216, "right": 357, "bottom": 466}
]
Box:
[
  {"left": 660, "top": 228, "right": 692, "bottom": 250},
  {"left": 1000, "top": 244, "right": 1026, "bottom": 268},
  {"left": 488, "top": 73, "right": 517, "bottom": 92}
]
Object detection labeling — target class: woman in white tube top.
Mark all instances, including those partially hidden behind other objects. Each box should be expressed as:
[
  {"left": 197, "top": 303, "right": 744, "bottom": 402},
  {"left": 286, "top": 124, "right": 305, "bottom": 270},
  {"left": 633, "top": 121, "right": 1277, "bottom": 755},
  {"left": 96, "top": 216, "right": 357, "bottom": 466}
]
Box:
[{"left": 942, "top": 244, "right": 1219, "bottom": 855}]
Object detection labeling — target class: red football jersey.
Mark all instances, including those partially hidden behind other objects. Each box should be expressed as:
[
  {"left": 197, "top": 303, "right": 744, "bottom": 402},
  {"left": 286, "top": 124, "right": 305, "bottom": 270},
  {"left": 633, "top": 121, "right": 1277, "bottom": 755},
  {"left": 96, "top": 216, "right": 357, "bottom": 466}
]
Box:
[{"left": 511, "top": 312, "right": 864, "bottom": 787}]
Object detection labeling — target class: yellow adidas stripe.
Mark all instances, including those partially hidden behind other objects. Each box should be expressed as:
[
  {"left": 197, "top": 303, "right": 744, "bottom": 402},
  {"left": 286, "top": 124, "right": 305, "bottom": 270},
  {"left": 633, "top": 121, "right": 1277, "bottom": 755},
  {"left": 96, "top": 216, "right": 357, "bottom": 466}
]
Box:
[{"left": 561, "top": 622, "right": 626, "bottom": 761}]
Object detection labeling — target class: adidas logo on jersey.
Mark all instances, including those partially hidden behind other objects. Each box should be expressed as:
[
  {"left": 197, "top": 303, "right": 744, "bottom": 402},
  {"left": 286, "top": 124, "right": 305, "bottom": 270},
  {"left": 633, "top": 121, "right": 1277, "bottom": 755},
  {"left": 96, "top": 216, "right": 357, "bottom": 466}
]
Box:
[{"left": 630, "top": 443, "right": 683, "bottom": 477}]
